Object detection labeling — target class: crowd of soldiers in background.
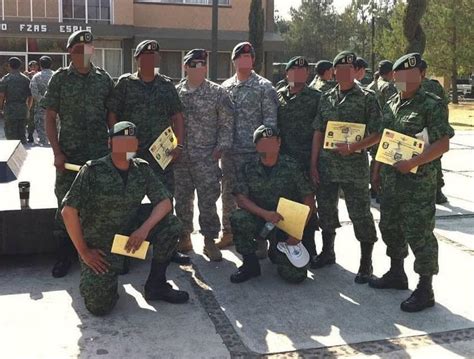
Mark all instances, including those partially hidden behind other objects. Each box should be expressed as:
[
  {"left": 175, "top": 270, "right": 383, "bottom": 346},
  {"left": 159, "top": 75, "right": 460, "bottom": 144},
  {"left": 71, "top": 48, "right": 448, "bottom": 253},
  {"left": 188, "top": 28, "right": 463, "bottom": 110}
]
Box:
[{"left": 0, "top": 30, "right": 453, "bottom": 316}]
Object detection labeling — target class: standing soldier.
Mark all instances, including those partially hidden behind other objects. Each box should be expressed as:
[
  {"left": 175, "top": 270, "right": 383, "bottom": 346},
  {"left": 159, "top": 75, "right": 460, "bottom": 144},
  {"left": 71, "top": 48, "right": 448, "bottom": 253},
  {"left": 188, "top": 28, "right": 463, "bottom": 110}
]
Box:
[
  {"left": 310, "top": 51, "right": 381, "bottom": 283},
  {"left": 354, "top": 57, "right": 369, "bottom": 87},
  {"left": 0, "top": 57, "right": 32, "bottom": 144},
  {"left": 219, "top": 42, "right": 278, "bottom": 251},
  {"left": 41, "top": 30, "right": 115, "bottom": 278},
  {"left": 174, "top": 49, "right": 234, "bottom": 262},
  {"left": 309, "top": 60, "right": 336, "bottom": 92},
  {"left": 369, "top": 60, "right": 397, "bottom": 108},
  {"left": 277, "top": 56, "right": 320, "bottom": 264},
  {"left": 370, "top": 53, "right": 454, "bottom": 312},
  {"left": 107, "top": 40, "right": 188, "bottom": 264},
  {"left": 30, "top": 56, "right": 54, "bottom": 146},
  {"left": 25, "top": 60, "right": 39, "bottom": 143}
]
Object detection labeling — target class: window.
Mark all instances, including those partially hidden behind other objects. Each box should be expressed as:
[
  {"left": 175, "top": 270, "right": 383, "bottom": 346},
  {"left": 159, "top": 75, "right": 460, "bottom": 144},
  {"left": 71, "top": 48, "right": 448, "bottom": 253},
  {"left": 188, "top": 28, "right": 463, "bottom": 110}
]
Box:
[
  {"left": 158, "top": 51, "right": 183, "bottom": 81},
  {"left": 208, "top": 52, "right": 232, "bottom": 81},
  {"left": 63, "top": 0, "right": 111, "bottom": 23},
  {"left": 134, "top": 0, "right": 230, "bottom": 5},
  {"left": 92, "top": 47, "right": 122, "bottom": 78},
  {"left": 0, "top": 38, "right": 26, "bottom": 52}
]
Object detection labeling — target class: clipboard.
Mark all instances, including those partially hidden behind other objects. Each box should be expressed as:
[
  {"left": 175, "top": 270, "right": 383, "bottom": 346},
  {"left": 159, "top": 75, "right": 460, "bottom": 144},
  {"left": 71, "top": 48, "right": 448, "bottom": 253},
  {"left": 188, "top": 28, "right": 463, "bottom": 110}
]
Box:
[{"left": 275, "top": 198, "right": 310, "bottom": 240}]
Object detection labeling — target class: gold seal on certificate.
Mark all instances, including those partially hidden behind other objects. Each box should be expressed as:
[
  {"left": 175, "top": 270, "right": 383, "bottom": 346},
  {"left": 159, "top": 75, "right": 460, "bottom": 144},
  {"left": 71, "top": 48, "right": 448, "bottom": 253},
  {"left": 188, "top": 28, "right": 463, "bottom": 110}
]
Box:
[
  {"left": 323, "top": 121, "right": 366, "bottom": 152},
  {"left": 375, "top": 129, "right": 425, "bottom": 174},
  {"left": 148, "top": 126, "right": 178, "bottom": 170}
]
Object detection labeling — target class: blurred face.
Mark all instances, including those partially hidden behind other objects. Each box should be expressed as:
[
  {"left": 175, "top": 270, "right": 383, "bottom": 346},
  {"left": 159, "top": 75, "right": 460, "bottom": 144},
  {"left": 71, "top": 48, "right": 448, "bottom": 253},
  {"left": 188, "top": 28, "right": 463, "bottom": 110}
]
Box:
[
  {"left": 335, "top": 64, "right": 356, "bottom": 86},
  {"left": 256, "top": 137, "right": 281, "bottom": 165},
  {"left": 185, "top": 61, "right": 207, "bottom": 83},
  {"left": 137, "top": 52, "right": 159, "bottom": 77},
  {"left": 110, "top": 136, "right": 139, "bottom": 156},
  {"left": 29, "top": 63, "right": 39, "bottom": 72},
  {"left": 69, "top": 43, "right": 94, "bottom": 68},
  {"left": 393, "top": 68, "right": 421, "bottom": 93},
  {"left": 286, "top": 67, "right": 309, "bottom": 87},
  {"left": 233, "top": 53, "right": 253, "bottom": 71},
  {"left": 356, "top": 67, "right": 366, "bottom": 81},
  {"left": 322, "top": 67, "right": 334, "bottom": 81}
]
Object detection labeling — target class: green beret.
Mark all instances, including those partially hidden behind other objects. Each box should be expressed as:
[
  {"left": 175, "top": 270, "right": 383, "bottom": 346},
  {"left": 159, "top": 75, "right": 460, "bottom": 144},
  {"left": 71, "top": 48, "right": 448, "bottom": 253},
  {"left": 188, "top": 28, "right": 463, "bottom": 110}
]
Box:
[
  {"left": 333, "top": 51, "right": 356, "bottom": 66},
  {"left": 315, "top": 60, "right": 333, "bottom": 73},
  {"left": 378, "top": 60, "right": 393, "bottom": 75},
  {"left": 109, "top": 121, "right": 137, "bottom": 138},
  {"left": 183, "top": 49, "right": 208, "bottom": 65},
  {"left": 253, "top": 125, "right": 280, "bottom": 144},
  {"left": 393, "top": 53, "right": 422, "bottom": 71},
  {"left": 134, "top": 40, "right": 159, "bottom": 58},
  {"left": 232, "top": 42, "right": 255, "bottom": 60},
  {"left": 354, "top": 57, "right": 368, "bottom": 69},
  {"left": 285, "top": 56, "right": 309, "bottom": 71},
  {"left": 66, "top": 30, "right": 93, "bottom": 49}
]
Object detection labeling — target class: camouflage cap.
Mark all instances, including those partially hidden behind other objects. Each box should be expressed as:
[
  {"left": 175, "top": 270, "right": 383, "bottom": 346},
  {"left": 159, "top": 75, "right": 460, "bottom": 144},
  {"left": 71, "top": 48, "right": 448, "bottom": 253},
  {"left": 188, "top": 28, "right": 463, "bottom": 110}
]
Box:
[
  {"left": 285, "top": 56, "right": 309, "bottom": 71},
  {"left": 333, "top": 51, "right": 356, "bottom": 66},
  {"left": 183, "top": 49, "right": 208, "bottom": 65},
  {"left": 253, "top": 125, "right": 280, "bottom": 144},
  {"left": 66, "top": 30, "right": 93, "bottom": 49},
  {"left": 134, "top": 40, "right": 159, "bottom": 58},
  {"left": 315, "top": 60, "right": 333, "bottom": 73},
  {"left": 231, "top": 42, "right": 255, "bottom": 60},
  {"left": 354, "top": 57, "right": 369, "bottom": 69},
  {"left": 109, "top": 121, "right": 137, "bottom": 138},
  {"left": 393, "top": 53, "right": 422, "bottom": 71},
  {"left": 378, "top": 60, "right": 393, "bottom": 75}
]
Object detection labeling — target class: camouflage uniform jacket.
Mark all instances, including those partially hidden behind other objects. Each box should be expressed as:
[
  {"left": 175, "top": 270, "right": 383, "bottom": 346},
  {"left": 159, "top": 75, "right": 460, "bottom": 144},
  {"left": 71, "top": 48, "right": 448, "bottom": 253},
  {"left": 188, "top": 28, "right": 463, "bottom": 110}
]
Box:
[
  {"left": 313, "top": 83, "right": 382, "bottom": 183},
  {"left": 310, "top": 76, "right": 336, "bottom": 93},
  {"left": 421, "top": 78, "right": 449, "bottom": 105},
  {"left": 30, "top": 69, "right": 54, "bottom": 111},
  {"left": 375, "top": 77, "right": 398, "bottom": 109},
  {"left": 40, "top": 63, "right": 114, "bottom": 163},
  {"left": 221, "top": 70, "right": 278, "bottom": 153},
  {"left": 62, "top": 155, "right": 171, "bottom": 249},
  {"left": 0, "top": 71, "right": 31, "bottom": 119},
  {"left": 176, "top": 78, "right": 234, "bottom": 159}
]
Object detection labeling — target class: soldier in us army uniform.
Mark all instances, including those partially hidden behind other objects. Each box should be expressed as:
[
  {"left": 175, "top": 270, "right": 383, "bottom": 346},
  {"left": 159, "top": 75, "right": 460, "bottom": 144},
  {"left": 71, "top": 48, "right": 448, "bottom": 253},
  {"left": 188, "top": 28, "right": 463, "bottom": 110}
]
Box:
[
  {"left": 309, "top": 60, "right": 336, "bottom": 93},
  {"left": 230, "top": 125, "right": 316, "bottom": 284},
  {"left": 277, "top": 56, "right": 320, "bottom": 265},
  {"left": 369, "top": 53, "right": 454, "bottom": 312},
  {"left": 62, "top": 121, "right": 188, "bottom": 316},
  {"left": 0, "top": 57, "right": 32, "bottom": 144},
  {"left": 26, "top": 60, "right": 39, "bottom": 143},
  {"left": 174, "top": 49, "right": 234, "bottom": 262},
  {"left": 219, "top": 42, "right": 279, "bottom": 251},
  {"left": 310, "top": 51, "right": 381, "bottom": 284},
  {"left": 107, "top": 40, "right": 188, "bottom": 264},
  {"left": 41, "top": 30, "right": 115, "bottom": 278}
]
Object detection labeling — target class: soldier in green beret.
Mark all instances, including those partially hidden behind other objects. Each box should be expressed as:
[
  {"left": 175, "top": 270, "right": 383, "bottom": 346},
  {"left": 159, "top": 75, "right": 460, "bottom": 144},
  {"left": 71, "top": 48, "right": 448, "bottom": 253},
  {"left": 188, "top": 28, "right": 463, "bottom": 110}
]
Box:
[
  {"left": 41, "top": 30, "right": 115, "bottom": 278},
  {"left": 370, "top": 53, "right": 454, "bottom": 312},
  {"left": 62, "top": 121, "right": 188, "bottom": 316},
  {"left": 277, "top": 56, "right": 320, "bottom": 264},
  {"left": 369, "top": 60, "right": 397, "bottom": 108},
  {"left": 309, "top": 60, "right": 336, "bottom": 93},
  {"left": 310, "top": 51, "right": 381, "bottom": 282}
]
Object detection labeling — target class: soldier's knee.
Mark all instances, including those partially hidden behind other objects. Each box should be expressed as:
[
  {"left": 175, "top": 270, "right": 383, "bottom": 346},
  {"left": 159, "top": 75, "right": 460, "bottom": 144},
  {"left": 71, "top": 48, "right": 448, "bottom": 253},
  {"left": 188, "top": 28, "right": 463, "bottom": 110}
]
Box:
[
  {"left": 84, "top": 296, "right": 117, "bottom": 316},
  {"left": 277, "top": 265, "right": 307, "bottom": 284},
  {"left": 161, "top": 214, "right": 183, "bottom": 237}
]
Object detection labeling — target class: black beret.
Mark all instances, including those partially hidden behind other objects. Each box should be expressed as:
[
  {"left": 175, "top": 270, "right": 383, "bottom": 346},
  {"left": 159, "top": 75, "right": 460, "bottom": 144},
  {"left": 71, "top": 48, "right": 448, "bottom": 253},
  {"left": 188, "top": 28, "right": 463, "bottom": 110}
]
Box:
[
  {"left": 420, "top": 59, "right": 428, "bottom": 70},
  {"left": 315, "top": 60, "right": 333, "bottom": 73},
  {"left": 66, "top": 30, "right": 93, "bottom": 49},
  {"left": 354, "top": 57, "right": 369, "bottom": 69},
  {"left": 253, "top": 125, "right": 280, "bottom": 144},
  {"left": 8, "top": 57, "right": 22, "bottom": 67},
  {"left": 333, "top": 51, "right": 356, "bottom": 66},
  {"left": 285, "top": 56, "right": 309, "bottom": 71},
  {"left": 183, "top": 49, "right": 208, "bottom": 65},
  {"left": 378, "top": 60, "right": 393, "bottom": 75},
  {"left": 232, "top": 42, "right": 255, "bottom": 60},
  {"left": 109, "top": 121, "right": 137, "bottom": 138},
  {"left": 393, "top": 53, "right": 422, "bottom": 71},
  {"left": 134, "top": 40, "right": 159, "bottom": 58}
]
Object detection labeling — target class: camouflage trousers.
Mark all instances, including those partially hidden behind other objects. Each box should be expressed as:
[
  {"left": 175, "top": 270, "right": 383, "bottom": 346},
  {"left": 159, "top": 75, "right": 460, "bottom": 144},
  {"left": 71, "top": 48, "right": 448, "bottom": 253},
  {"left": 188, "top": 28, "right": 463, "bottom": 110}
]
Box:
[
  {"left": 379, "top": 169, "right": 439, "bottom": 275},
  {"left": 27, "top": 105, "right": 35, "bottom": 138},
  {"left": 33, "top": 108, "right": 48, "bottom": 145},
  {"left": 80, "top": 213, "right": 182, "bottom": 316},
  {"left": 138, "top": 148, "right": 175, "bottom": 195},
  {"left": 221, "top": 152, "right": 259, "bottom": 233},
  {"left": 316, "top": 181, "right": 377, "bottom": 243},
  {"left": 230, "top": 209, "right": 308, "bottom": 283},
  {"left": 4, "top": 117, "right": 26, "bottom": 143},
  {"left": 174, "top": 152, "right": 222, "bottom": 239},
  {"left": 434, "top": 158, "right": 444, "bottom": 192}
]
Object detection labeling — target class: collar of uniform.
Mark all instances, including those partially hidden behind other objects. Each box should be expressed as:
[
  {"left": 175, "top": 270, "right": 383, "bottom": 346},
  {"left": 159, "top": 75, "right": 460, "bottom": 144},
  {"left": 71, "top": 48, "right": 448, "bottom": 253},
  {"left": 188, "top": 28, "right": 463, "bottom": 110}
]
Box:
[
  {"left": 393, "top": 86, "right": 425, "bottom": 108},
  {"left": 255, "top": 154, "right": 285, "bottom": 176},
  {"left": 335, "top": 83, "right": 364, "bottom": 97},
  {"left": 282, "top": 84, "right": 310, "bottom": 99},
  {"left": 231, "top": 70, "right": 258, "bottom": 87},
  {"left": 67, "top": 62, "right": 99, "bottom": 77},
  {"left": 129, "top": 71, "right": 160, "bottom": 83},
  {"left": 104, "top": 154, "right": 140, "bottom": 172},
  {"left": 182, "top": 78, "right": 209, "bottom": 93}
]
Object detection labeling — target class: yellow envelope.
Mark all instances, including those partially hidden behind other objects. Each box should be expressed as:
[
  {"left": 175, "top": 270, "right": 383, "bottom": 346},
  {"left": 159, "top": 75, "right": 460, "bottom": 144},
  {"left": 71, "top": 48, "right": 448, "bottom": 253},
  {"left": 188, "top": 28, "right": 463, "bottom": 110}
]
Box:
[
  {"left": 64, "top": 163, "right": 81, "bottom": 172},
  {"left": 276, "top": 198, "right": 310, "bottom": 240},
  {"left": 148, "top": 126, "right": 178, "bottom": 170},
  {"left": 323, "top": 121, "right": 366, "bottom": 152},
  {"left": 111, "top": 234, "right": 150, "bottom": 260},
  {"left": 375, "top": 129, "right": 425, "bottom": 174}
]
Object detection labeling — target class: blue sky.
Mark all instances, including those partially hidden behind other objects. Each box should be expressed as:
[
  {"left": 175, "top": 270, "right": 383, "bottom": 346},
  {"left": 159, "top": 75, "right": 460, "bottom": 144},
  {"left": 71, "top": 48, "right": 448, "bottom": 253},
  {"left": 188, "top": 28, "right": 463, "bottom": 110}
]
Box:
[{"left": 275, "top": 0, "right": 353, "bottom": 18}]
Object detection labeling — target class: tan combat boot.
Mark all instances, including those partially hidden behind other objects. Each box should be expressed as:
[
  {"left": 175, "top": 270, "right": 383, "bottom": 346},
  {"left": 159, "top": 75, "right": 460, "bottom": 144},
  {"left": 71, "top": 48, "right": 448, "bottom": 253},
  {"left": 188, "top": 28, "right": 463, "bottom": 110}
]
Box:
[
  {"left": 255, "top": 239, "right": 268, "bottom": 259},
  {"left": 177, "top": 233, "right": 193, "bottom": 253},
  {"left": 216, "top": 232, "right": 233, "bottom": 249},
  {"left": 204, "top": 238, "right": 223, "bottom": 262}
]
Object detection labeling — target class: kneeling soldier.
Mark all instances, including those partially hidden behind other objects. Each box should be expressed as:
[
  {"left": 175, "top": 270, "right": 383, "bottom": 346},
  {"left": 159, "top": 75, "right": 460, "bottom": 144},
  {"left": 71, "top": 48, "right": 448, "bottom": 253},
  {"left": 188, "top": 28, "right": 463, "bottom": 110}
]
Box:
[{"left": 62, "top": 121, "right": 189, "bottom": 316}]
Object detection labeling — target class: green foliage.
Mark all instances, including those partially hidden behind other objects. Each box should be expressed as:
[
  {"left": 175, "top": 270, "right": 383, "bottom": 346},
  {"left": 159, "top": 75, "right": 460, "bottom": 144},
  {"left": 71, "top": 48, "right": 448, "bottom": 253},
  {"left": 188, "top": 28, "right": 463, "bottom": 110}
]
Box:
[{"left": 249, "top": 0, "right": 265, "bottom": 73}]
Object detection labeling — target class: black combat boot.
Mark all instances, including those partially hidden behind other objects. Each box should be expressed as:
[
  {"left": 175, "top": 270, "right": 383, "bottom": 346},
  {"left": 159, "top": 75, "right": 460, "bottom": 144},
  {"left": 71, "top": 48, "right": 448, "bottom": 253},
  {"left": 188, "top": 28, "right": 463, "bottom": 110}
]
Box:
[
  {"left": 436, "top": 190, "right": 448, "bottom": 204},
  {"left": 310, "top": 230, "right": 336, "bottom": 269},
  {"left": 230, "top": 253, "right": 261, "bottom": 283},
  {"left": 401, "top": 275, "right": 435, "bottom": 312},
  {"left": 144, "top": 259, "right": 189, "bottom": 303},
  {"left": 354, "top": 242, "right": 374, "bottom": 284},
  {"left": 170, "top": 251, "right": 191, "bottom": 265},
  {"left": 369, "top": 258, "right": 409, "bottom": 289}
]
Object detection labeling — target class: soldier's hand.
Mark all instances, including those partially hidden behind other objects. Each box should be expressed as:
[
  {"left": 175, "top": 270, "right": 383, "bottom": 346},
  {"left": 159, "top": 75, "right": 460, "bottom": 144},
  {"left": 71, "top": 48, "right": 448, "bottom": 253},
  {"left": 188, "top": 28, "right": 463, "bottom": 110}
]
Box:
[
  {"left": 310, "top": 166, "right": 320, "bottom": 185},
  {"left": 81, "top": 248, "right": 109, "bottom": 274},
  {"left": 169, "top": 147, "right": 182, "bottom": 163},
  {"left": 333, "top": 143, "right": 353, "bottom": 156},
  {"left": 212, "top": 148, "right": 223, "bottom": 161},
  {"left": 54, "top": 152, "right": 67, "bottom": 172},
  {"left": 126, "top": 227, "right": 149, "bottom": 253},
  {"left": 263, "top": 211, "right": 284, "bottom": 224},
  {"left": 394, "top": 159, "right": 414, "bottom": 174},
  {"left": 286, "top": 236, "right": 300, "bottom": 246}
]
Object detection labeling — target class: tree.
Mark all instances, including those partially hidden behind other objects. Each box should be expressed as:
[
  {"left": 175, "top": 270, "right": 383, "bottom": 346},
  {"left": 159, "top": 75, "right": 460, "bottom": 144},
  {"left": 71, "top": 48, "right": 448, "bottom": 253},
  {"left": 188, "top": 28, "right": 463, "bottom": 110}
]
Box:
[
  {"left": 249, "top": 0, "right": 265, "bottom": 73},
  {"left": 403, "top": 0, "right": 427, "bottom": 53},
  {"left": 375, "top": 2, "right": 407, "bottom": 62}
]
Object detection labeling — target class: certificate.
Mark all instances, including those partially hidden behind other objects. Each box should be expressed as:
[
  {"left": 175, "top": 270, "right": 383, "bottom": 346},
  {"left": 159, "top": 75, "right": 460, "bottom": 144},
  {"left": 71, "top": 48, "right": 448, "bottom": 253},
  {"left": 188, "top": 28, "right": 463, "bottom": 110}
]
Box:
[
  {"left": 323, "top": 121, "right": 366, "bottom": 152},
  {"left": 276, "top": 198, "right": 310, "bottom": 240},
  {"left": 375, "top": 129, "right": 425, "bottom": 174},
  {"left": 148, "top": 127, "right": 178, "bottom": 170},
  {"left": 111, "top": 234, "right": 150, "bottom": 260}
]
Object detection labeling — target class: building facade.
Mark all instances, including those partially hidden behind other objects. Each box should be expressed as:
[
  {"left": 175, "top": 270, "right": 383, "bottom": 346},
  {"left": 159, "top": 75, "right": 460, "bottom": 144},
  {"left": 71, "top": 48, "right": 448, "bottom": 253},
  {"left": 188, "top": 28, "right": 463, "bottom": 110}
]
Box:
[{"left": 0, "top": 0, "right": 282, "bottom": 81}]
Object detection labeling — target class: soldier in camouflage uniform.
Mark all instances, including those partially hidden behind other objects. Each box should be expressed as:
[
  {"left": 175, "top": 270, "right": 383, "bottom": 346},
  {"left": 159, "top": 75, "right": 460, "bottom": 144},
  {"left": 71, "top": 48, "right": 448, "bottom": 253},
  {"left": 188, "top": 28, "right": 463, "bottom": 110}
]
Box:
[
  {"left": 41, "top": 30, "right": 115, "bottom": 278},
  {"left": 30, "top": 56, "right": 54, "bottom": 146},
  {"left": 107, "top": 40, "right": 188, "bottom": 264},
  {"left": 62, "top": 121, "right": 188, "bottom": 316},
  {"left": 310, "top": 51, "right": 381, "bottom": 284},
  {"left": 420, "top": 59, "right": 450, "bottom": 204},
  {"left": 354, "top": 57, "right": 369, "bottom": 88},
  {"left": 0, "top": 57, "right": 32, "bottom": 144},
  {"left": 174, "top": 49, "right": 234, "bottom": 262},
  {"left": 26, "top": 60, "right": 39, "bottom": 143},
  {"left": 277, "top": 56, "right": 320, "bottom": 265},
  {"left": 369, "top": 53, "right": 454, "bottom": 312},
  {"left": 230, "top": 125, "right": 315, "bottom": 284},
  {"left": 309, "top": 60, "right": 336, "bottom": 93},
  {"left": 219, "top": 42, "right": 279, "bottom": 251}
]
